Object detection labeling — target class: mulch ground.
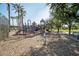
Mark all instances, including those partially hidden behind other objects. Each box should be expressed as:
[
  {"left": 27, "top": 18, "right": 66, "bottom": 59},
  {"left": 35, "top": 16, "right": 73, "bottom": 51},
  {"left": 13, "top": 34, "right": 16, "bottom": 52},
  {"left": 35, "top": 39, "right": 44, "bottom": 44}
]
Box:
[{"left": 0, "top": 31, "right": 79, "bottom": 56}]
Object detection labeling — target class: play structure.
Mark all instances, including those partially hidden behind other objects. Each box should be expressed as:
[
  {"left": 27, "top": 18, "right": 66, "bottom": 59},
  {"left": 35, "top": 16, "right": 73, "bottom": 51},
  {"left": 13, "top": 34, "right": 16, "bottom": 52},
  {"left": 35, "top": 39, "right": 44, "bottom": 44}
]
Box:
[{"left": 13, "top": 19, "right": 40, "bottom": 36}]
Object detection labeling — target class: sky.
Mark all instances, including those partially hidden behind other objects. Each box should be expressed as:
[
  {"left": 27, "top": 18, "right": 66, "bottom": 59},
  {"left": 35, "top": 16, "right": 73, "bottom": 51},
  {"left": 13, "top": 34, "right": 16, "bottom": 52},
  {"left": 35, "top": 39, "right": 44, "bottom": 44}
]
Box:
[{"left": 0, "top": 3, "right": 50, "bottom": 26}]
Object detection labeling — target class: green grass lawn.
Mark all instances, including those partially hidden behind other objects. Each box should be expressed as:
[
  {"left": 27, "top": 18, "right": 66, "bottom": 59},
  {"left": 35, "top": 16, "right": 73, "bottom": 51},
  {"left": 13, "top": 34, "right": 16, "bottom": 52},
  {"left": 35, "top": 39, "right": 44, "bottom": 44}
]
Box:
[{"left": 52, "top": 29, "right": 79, "bottom": 33}]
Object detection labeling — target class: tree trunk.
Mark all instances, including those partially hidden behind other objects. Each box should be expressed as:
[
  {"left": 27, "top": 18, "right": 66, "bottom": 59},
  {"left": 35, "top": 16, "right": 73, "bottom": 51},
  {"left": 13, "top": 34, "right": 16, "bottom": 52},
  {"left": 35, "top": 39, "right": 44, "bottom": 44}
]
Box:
[
  {"left": 8, "top": 4, "right": 10, "bottom": 31},
  {"left": 18, "top": 8, "right": 20, "bottom": 31},
  {"left": 68, "top": 20, "right": 72, "bottom": 35},
  {"left": 50, "top": 25, "right": 52, "bottom": 32},
  {"left": 7, "top": 3, "right": 10, "bottom": 37},
  {"left": 51, "top": 27, "right": 52, "bottom": 32},
  {"left": 57, "top": 27, "right": 60, "bottom": 34},
  {"left": 57, "top": 27, "right": 60, "bottom": 38},
  {"left": 22, "top": 16, "right": 24, "bottom": 34}
]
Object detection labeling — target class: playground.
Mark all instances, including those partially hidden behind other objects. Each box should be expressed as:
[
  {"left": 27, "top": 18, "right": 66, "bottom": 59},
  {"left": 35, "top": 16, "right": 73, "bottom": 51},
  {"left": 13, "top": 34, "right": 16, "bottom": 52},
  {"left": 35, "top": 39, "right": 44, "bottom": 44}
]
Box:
[
  {"left": 0, "top": 17, "right": 79, "bottom": 56},
  {"left": 0, "top": 30, "right": 79, "bottom": 56},
  {"left": 0, "top": 3, "right": 79, "bottom": 56}
]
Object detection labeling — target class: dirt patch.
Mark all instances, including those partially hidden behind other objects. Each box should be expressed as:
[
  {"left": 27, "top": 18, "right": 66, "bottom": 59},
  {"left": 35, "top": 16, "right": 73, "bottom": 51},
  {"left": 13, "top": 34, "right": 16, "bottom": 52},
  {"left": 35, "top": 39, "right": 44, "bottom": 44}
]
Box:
[
  {"left": 30, "top": 34, "right": 79, "bottom": 56},
  {"left": 0, "top": 35, "right": 43, "bottom": 56},
  {"left": 0, "top": 32, "right": 79, "bottom": 56}
]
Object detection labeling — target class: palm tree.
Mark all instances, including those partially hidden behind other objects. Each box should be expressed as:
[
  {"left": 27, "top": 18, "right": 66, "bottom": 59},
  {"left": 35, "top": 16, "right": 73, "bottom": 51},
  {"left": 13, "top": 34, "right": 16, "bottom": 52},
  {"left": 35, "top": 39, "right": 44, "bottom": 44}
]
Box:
[
  {"left": 12, "top": 4, "right": 26, "bottom": 34},
  {"left": 19, "top": 7, "right": 26, "bottom": 29},
  {"left": 19, "top": 7, "right": 26, "bottom": 33},
  {"left": 12, "top": 4, "right": 22, "bottom": 29},
  {"left": 7, "top": 3, "right": 10, "bottom": 37}
]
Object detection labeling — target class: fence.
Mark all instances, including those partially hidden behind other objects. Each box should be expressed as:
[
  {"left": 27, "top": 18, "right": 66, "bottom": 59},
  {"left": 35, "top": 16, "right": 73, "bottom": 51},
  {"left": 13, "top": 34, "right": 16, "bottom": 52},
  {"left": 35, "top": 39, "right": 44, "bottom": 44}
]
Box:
[{"left": 0, "top": 16, "right": 9, "bottom": 40}]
